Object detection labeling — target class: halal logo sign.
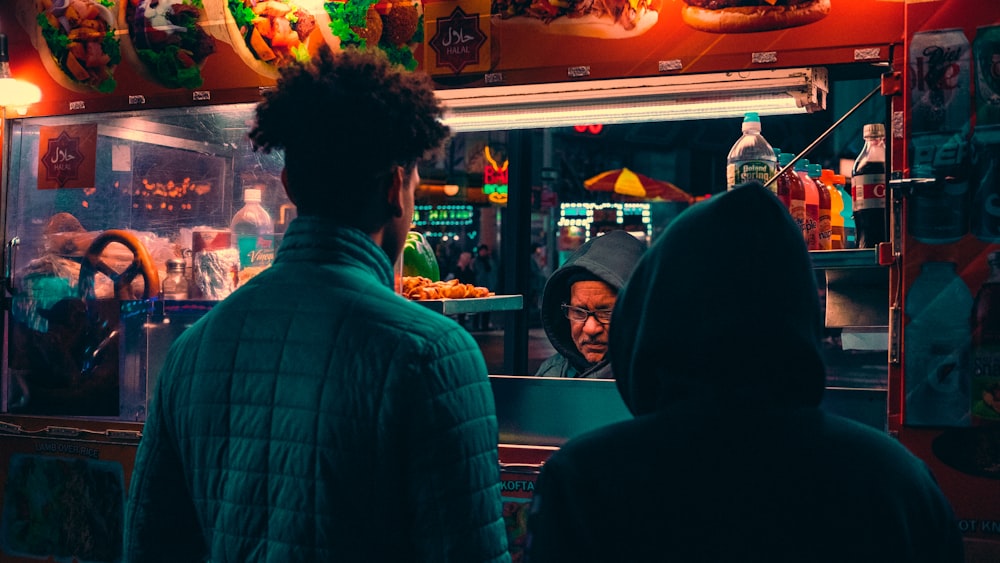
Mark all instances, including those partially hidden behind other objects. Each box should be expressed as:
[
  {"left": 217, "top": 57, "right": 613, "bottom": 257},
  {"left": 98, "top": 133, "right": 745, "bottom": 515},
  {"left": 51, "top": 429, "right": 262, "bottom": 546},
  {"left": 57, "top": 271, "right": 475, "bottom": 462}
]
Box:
[
  {"left": 429, "top": 7, "right": 486, "bottom": 74},
  {"left": 41, "top": 131, "right": 86, "bottom": 188}
]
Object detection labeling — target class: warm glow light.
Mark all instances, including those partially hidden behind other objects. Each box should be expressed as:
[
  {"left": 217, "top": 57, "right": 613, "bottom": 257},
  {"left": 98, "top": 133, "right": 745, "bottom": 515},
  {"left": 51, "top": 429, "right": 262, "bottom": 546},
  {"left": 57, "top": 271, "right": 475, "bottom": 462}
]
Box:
[
  {"left": 437, "top": 68, "right": 828, "bottom": 133},
  {"left": 0, "top": 78, "right": 42, "bottom": 115},
  {"left": 443, "top": 184, "right": 460, "bottom": 196},
  {"left": 0, "top": 33, "right": 42, "bottom": 115}
]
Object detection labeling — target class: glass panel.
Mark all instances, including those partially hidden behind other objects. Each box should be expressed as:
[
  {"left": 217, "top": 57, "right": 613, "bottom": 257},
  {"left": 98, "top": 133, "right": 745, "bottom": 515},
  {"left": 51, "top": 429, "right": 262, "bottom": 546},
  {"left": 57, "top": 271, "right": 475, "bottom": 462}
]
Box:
[{"left": 3, "top": 103, "right": 291, "bottom": 418}]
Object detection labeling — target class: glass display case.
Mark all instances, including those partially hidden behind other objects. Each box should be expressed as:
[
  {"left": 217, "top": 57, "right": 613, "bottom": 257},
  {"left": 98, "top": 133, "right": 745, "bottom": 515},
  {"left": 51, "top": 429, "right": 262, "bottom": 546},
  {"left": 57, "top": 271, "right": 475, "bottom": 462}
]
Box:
[{"left": 2, "top": 102, "right": 288, "bottom": 420}]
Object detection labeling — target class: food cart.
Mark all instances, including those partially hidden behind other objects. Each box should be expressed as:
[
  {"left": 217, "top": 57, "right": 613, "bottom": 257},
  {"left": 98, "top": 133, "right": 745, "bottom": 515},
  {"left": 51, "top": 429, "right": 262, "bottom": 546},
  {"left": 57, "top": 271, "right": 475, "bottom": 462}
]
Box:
[{"left": 0, "top": 0, "right": 997, "bottom": 560}]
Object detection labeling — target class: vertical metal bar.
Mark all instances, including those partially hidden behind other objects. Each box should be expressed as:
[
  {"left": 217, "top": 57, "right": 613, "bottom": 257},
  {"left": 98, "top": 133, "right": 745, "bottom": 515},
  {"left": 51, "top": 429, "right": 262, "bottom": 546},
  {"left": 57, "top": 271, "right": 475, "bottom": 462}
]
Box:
[{"left": 502, "top": 129, "right": 533, "bottom": 375}]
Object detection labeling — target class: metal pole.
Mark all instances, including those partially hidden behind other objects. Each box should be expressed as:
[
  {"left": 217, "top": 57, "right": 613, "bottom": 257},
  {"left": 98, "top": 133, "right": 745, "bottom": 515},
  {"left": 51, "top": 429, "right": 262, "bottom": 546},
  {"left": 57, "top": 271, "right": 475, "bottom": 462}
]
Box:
[{"left": 764, "top": 82, "right": 882, "bottom": 189}]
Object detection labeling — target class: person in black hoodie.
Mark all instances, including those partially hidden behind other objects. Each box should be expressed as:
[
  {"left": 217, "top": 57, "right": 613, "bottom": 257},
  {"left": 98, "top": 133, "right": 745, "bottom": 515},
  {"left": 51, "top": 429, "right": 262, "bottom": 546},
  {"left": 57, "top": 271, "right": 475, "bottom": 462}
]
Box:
[
  {"left": 535, "top": 230, "right": 646, "bottom": 379},
  {"left": 526, "top": 183, "right": 964, "bottom": 562}
]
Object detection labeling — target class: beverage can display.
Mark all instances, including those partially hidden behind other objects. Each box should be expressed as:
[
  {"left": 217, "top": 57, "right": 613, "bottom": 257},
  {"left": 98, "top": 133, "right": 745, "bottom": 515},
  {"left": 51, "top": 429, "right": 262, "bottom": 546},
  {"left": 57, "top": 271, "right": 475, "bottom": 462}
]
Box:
[
  {"left": 974, "top": 24, "right": 1000, "bottom": 131},
  {"left": 908, "top": 131, "right": 971, "bottom": 245},
  {"left": 910, "top": 28, "right": 972, "bottom": 136}
]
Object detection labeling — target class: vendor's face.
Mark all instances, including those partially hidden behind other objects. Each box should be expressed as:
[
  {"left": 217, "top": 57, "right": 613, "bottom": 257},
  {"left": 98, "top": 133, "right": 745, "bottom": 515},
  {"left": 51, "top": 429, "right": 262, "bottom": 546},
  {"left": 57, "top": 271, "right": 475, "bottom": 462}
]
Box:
[{"left": 569, "top": 280, "right": 617, "bottom": 364}]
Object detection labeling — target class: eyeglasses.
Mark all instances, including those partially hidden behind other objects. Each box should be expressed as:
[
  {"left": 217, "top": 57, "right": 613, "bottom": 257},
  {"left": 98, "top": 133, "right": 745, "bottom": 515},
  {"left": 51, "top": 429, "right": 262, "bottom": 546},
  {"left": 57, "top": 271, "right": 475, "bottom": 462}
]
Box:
[{"left": 561, "top": 304, "right": 613, "bottom": 325}]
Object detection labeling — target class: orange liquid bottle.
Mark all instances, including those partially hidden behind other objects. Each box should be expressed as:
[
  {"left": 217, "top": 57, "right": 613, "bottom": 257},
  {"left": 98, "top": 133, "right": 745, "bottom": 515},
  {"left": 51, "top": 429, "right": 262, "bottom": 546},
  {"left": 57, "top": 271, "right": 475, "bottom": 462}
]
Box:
[
  {"left": 823, "top": 168, "right": 845, "bottom": 249},
  {"left": 811, "top": 164, "right": 832, "bottom": 251}
]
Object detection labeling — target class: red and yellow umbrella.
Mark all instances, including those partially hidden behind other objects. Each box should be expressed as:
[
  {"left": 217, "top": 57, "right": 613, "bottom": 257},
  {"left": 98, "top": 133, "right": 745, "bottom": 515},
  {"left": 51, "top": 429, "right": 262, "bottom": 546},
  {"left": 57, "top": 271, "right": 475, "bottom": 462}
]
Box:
[{"left": 584, "top": 167, "right": 693, "bottom": 203}]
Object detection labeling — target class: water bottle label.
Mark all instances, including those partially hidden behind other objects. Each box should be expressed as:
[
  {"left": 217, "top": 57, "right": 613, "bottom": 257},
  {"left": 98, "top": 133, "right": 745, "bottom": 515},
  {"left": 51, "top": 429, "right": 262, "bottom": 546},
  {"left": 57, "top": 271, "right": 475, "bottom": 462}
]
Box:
[
  {"left": 852, "top": 174, "right": 887, "bottom": 211},
  {"left": 727, "top": 161, "right": 775, "bottom": 188},
  {"left": 236, "top": 234, "right": 275, "bottom": 268}
]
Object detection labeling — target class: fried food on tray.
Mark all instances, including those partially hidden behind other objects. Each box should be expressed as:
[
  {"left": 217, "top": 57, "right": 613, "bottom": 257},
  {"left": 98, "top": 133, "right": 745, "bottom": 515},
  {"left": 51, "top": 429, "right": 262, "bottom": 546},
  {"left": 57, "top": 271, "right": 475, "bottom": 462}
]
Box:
[{"left": 402, "top": 276, "right": 494, "bottom": 300}]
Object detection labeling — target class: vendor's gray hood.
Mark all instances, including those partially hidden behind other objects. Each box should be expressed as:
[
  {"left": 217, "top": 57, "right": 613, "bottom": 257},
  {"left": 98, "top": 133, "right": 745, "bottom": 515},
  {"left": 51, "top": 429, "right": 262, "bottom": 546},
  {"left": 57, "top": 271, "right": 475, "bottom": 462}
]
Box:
[{"left": 541, "top": 230, "right": 646, "bottom": 375}]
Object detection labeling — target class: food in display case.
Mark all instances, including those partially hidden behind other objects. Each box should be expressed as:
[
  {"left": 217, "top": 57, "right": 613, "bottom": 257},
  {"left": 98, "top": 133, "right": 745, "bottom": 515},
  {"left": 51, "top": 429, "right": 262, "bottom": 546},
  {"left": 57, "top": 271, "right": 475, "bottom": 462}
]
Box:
[
  {"left": 401, "top": 275, "right": 492, "bottom": 300},
  {"left": 119, "top": 0, "right": 218, "bottom": 89},
  {"left": 16, "top": 0, "right": 122, "bottom": 93}
]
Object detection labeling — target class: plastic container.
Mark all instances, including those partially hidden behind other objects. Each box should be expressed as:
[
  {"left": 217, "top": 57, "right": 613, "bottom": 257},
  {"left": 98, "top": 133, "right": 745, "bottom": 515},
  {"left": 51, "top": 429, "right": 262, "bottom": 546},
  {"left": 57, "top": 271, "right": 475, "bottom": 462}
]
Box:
[
  {"left": 834, "top": 173, "right": 856, "bottom": 248},
  {"left": 231, "top": 188, "right": 275, "bottom": 270},
  {"left": 823, "top": 169, "right": 844, "bottom": 249},
  {"left": 726, "top": 112, "right": 777, "bottom": 190},
  {"left": 161, "top": 258, "right": 189, "bottom": 300},
  {"left": 796, "top": 159, "right": 819, "bottom": 250},
  {"left": 810, "top": 164, "right": 832, "bottom": 251},
  {"left": 776, "top": 152, "right": 806, "bottom": 240}
]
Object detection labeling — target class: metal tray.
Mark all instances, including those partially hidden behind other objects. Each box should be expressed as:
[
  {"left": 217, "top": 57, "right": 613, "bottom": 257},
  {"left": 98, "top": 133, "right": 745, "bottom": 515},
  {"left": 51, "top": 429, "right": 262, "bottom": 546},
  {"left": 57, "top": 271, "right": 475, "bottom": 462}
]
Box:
[{"left": 412, "top": 294, "right": 523, "bottom": 314}]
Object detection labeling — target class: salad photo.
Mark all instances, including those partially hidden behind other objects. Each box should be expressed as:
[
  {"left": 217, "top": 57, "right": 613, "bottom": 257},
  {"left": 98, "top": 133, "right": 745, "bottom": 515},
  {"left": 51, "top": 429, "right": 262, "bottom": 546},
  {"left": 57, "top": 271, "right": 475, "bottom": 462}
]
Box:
[
  {"left": 120, "top": 0, "right": 217, "bottom": 89},
  {"left": 17, "top": 0, "right": 121, "bottom": 93}
]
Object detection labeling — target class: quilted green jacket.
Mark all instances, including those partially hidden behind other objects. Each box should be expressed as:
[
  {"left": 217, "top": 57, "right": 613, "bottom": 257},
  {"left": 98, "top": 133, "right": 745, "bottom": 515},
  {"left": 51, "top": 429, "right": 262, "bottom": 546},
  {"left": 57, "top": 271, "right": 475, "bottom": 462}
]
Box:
[{"left": 124, "top": 217, "right": 510, "bottom": 562}]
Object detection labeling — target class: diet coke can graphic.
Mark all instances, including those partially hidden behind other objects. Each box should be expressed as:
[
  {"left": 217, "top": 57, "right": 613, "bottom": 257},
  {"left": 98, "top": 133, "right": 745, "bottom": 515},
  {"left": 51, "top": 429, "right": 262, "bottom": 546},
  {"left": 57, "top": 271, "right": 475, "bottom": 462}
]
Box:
[
  {"left": 910, "top": 28, "right": 971, "bottom": 136},
  {"left": 975, "top": 24, "right": 1000, "bottom": 131}
]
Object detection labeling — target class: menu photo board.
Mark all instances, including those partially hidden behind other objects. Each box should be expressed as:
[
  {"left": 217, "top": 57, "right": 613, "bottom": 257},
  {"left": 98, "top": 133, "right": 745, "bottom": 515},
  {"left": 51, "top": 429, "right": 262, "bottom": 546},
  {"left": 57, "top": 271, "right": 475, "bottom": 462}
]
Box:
[{"left": 425, "top": 0, "right": 905, "bottom": 87}]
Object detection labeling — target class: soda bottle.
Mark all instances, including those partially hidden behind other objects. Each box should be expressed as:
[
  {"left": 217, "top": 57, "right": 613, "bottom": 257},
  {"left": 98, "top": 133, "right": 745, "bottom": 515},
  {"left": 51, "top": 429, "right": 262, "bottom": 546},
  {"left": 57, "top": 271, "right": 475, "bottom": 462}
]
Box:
[
  {"left": 797, "top": 159, "right": 819, "bottom": 250},
  {"left": 231, "top": 188, "right": 275, "bottom": 270},
  {"left": 852, "top": 123, "right": 888, "bottom": 248},
  {"left": 835, "top": 173, "right": 856, "bottom": 248},
  {"left": 811, "top": 164, "right": 833, "bottom": 251},
  {"left": 971, "top": 251, "right": 1000, "bottom": 422},
  {"left": 776, "top": 153, "right": 807, "bottom": 239},
  {"left": 904, "top": 261, "right": 972, "bottom": 426},
  {"left": 726, "top": 112, "right": 777, "bottom": 190},
  {"left": 823, "top": 169, "right": 845, "bottom": 249}
]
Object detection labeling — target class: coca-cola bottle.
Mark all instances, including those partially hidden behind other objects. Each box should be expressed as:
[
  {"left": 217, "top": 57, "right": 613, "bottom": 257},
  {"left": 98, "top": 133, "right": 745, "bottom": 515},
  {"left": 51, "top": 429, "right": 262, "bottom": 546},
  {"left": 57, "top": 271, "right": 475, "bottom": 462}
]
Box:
[{"left": 852, "top": 124, "right": 888, "bottom": 248}]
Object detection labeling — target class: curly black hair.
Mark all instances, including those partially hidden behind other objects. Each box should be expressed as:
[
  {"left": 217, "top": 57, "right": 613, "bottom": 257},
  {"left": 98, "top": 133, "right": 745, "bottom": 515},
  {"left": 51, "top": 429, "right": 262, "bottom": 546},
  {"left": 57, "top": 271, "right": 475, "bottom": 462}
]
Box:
[{"left": 248, "top": 46, "right": 451, "bottom": 231}]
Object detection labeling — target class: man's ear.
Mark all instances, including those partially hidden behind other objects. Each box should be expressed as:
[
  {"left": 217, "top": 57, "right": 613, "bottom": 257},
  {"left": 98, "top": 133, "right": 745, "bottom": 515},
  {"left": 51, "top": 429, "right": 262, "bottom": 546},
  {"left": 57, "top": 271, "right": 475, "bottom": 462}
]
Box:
[
  {"left": 386, "top": 165, "right": 405, "bottom": 217},
  {"left": 280, "top": 168, "right": 297, "bottom": 205}
]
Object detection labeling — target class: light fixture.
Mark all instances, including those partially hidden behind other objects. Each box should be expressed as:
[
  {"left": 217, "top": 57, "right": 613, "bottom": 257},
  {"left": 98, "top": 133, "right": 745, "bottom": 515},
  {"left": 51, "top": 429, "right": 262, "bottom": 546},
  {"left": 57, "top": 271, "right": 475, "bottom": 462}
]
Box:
[
  {"left": 0, "top": 33, "right": 42, "bottom": 116},
  {"left": 436, "top": 67, "right": 828, "bottom": 133}
]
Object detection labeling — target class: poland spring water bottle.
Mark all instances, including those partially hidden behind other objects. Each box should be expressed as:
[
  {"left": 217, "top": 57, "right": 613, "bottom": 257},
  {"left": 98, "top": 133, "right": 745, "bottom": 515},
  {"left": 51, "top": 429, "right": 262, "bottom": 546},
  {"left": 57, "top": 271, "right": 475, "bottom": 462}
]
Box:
[{"left": 726, "top": 112, "right": 777, "bottom": 190}]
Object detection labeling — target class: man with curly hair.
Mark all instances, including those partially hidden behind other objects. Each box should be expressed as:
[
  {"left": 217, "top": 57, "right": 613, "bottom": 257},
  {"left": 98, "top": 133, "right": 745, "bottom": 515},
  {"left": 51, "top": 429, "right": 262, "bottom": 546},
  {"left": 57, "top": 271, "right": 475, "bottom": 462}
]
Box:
[{"left": 124, "top": 47, "right": 511, "bottom": 563}]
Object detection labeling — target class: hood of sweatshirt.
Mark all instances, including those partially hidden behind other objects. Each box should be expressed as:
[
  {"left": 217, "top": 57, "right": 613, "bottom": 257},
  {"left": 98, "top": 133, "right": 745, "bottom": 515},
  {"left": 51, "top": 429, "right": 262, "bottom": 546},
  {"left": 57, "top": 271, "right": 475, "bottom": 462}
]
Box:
[{"left": 610, "top": 183, "right": 826, "bottom": 416}]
